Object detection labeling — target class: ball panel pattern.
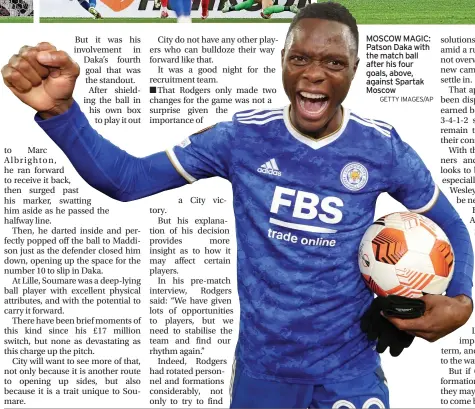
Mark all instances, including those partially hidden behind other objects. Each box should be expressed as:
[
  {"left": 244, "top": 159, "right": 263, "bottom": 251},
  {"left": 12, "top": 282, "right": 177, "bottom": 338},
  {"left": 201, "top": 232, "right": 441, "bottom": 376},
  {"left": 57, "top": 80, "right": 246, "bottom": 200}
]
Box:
[
  {"left": 372, "top": 228, "right": 408, "bottom": 265},
  {"left": 360, "top": 212, "right": 454, "bottom": 298},
  {"left": 430, "top": 239, "right": 454, "bottom": 278}
]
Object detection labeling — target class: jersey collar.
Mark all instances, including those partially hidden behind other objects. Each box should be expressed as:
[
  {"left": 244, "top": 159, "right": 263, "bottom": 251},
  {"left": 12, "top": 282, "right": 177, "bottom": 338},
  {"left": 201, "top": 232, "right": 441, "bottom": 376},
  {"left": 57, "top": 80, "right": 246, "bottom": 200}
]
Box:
[{"left": 283, "top": 105, "right": 350, "bottom": 150}]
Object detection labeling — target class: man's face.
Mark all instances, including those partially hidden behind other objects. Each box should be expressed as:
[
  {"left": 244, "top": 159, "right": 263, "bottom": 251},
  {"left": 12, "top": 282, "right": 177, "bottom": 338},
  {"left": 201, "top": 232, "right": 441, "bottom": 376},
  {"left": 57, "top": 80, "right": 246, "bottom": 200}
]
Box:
[{"left": 282, "top": 18, "right": 359, "bottom": 137}]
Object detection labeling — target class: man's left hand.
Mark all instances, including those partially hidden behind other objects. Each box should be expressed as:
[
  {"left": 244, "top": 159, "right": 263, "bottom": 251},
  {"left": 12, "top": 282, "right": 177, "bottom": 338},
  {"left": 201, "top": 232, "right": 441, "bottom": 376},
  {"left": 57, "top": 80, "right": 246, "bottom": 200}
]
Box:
[{"left": 385, "top": 294, "right": 472, "bottom": 342}]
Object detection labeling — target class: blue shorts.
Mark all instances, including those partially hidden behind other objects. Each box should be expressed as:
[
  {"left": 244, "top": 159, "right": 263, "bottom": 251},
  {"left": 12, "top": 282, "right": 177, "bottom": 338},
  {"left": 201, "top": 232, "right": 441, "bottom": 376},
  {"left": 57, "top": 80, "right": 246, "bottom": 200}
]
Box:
[{"left": 230, "top": 362, "right": 389, "bottom": 409}]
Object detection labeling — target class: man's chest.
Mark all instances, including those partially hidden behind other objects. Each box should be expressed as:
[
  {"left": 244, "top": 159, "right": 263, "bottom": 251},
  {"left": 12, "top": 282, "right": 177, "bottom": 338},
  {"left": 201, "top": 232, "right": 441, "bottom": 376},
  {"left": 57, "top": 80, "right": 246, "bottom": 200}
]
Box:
[{"left": 229, "top": 141, "right": 389, "bottom": 233}]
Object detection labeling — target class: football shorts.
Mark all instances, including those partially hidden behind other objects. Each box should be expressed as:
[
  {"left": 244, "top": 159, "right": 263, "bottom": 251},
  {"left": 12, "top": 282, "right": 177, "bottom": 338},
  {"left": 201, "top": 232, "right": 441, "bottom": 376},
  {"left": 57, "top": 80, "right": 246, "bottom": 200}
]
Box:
[{"left": 230, "top": 362, "right": 389, "bottom": 408}]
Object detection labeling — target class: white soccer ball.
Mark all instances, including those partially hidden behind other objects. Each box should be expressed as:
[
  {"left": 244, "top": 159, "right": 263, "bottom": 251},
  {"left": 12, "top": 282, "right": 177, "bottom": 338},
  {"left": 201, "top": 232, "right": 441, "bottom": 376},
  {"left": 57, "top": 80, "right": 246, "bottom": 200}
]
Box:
[{"left": 359, "top": 212, "right": 454, "bottom": 298}]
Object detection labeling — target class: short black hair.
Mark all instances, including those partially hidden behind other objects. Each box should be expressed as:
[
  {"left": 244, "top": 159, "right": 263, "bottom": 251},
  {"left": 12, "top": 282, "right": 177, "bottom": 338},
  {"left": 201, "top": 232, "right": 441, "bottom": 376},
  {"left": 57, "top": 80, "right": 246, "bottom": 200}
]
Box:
[{"left": 286, "top": 2, "right": 359, "bottom": 53}]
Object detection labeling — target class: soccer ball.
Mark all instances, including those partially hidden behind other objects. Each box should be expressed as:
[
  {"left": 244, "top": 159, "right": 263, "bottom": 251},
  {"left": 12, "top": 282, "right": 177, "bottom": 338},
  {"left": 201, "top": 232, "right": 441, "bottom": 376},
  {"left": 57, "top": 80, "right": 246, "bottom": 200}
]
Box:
[{"left": 359, "top": 212, "right": 454, "bottom": 298}]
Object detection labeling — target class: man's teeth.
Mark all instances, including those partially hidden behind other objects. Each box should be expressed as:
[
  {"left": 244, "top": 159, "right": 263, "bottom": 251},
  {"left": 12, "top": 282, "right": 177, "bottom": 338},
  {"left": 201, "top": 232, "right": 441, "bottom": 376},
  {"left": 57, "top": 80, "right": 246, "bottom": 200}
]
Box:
[{"left": 300, "top": 92, "right": 326, "bottom": 100}]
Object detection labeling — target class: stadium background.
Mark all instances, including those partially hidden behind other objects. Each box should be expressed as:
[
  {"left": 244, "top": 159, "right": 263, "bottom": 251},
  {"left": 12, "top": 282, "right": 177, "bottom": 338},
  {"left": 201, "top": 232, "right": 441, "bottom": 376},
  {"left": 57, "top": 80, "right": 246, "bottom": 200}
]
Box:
[
  {"left": 37, "top": 0, "right": 475, "bottom": 23},
  {"left": 42, "top": 0, "right": 292, "bottom": 20}
]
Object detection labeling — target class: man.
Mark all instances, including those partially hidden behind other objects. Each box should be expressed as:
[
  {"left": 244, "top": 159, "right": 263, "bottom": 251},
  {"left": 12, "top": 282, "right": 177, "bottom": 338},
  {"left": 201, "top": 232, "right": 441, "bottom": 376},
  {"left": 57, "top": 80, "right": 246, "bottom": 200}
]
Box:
[
  {"left": 155, "top": 0, "right": 192, "bottom": 21},
  {"left": 2, "top": 3, "right": 473, "bottom": 408},
  {"left": 77, "top": 0, "right": 102, "bottom": 19},
  {"left": 154, "top": 0, "right": 169, "bottom": 19},
  {"left": 201, "top": 0, "right": 210, "bottom": 19},
  {"left": 169, "top": 0, "right": 192, "bottom": 22},
  {"left": 221, "top": 0, "right": 298, "bottom": 19}
]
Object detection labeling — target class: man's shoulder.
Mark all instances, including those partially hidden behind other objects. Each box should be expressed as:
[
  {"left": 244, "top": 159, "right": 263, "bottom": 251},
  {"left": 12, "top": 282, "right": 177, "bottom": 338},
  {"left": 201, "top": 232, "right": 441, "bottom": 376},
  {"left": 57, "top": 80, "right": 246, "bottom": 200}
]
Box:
[
  {"left": 231, "top": 107, "right": 285, "bottom": 127},
  {"left": 347, "top": 110, "right": 395, "bottom": 139}
]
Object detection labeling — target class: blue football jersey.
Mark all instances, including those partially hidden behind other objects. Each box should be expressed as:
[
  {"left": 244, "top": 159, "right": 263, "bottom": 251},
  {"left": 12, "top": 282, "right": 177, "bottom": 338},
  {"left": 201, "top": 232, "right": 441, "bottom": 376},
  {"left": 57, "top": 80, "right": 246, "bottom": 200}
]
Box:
[{"left": 168, "top": 106, "right": 438, "bottom": 383}]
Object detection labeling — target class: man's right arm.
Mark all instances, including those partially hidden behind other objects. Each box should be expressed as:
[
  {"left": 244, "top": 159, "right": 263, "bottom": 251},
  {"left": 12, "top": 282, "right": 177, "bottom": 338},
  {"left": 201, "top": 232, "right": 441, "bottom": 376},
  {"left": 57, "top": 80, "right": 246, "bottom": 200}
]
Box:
[
  {"left": 35, "top": 101, "right": 189, "bottom": 201},
  {"left": 2, "top": 43, "right": 234, "bottom": 202}
]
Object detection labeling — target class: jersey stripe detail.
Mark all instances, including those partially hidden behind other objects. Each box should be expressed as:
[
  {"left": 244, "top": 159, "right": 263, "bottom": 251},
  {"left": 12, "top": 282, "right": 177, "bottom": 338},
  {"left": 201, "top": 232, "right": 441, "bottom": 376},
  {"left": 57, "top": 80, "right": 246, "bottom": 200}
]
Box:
[
  {"left": 166, "top": 148, "right": 197, "bottom": 184},
  {"left": 349, "top": 115, "right": 391, "bottom": 137},
  {"left": 237, "top": 111, "right": 284, "bottom": 121},
  {"left": 372, "top": 120, "right": 393, "bottom": 130},
  {"left": 409, "top": 185, "right": 440, "bottom": 214},
  {"left": 235, "top": 108, "right": 284, "bottom": 119},
  {"left": 269, "top": 217, "right": 338, "bottom": 233},
  {"left": 237, "top": 115, "right": 284, "bottom": 125},
  {"left": 351, "top": 113, "right": 393, "bottom": 131}
]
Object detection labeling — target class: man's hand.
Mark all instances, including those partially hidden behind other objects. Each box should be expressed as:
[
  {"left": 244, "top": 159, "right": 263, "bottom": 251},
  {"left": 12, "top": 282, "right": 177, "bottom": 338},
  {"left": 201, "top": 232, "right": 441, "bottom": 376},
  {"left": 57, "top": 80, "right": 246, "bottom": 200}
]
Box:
[
  {"left": 1, "top": 42, "right": 79, "bottom": 118},
  {"left": 385, "top": 294, "right": 472, "bottom": 342},
  {"left": 361, "top": 298, "right": 415, "bottom": 357}
]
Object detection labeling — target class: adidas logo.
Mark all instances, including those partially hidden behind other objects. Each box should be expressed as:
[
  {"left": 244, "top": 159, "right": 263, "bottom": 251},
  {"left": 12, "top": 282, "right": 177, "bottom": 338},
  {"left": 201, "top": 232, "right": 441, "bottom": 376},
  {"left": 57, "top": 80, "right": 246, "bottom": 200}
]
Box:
[{"left": 257, "top": 159, "right": 281, "bottom": 176}]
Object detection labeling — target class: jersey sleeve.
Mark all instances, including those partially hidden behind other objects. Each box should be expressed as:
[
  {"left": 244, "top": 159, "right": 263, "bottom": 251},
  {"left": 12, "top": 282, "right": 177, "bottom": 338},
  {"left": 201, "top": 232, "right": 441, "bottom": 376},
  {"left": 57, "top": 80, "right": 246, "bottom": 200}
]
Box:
[
  {"left": 35, "top": 101, "right": 188, "bottom": 202},
  {"left": 166, "top": 121, "right": 235, "bottom": 183},
  {"left": 387, "top": 128, "right": 439, "bottom": 212}
]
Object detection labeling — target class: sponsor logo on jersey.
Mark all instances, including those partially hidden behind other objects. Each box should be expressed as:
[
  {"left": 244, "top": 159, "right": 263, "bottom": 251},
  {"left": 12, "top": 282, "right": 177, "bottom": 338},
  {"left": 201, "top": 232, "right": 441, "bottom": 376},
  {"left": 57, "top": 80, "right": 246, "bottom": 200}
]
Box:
[
  {"left": 340, "top": 162, "right": 368, "bottom": 191},
  {"left": 269, "top": 186, "right": 344, "bottom": 233},
  {"left": 257, "top": 159, "right": 281, "bottom": 176}
]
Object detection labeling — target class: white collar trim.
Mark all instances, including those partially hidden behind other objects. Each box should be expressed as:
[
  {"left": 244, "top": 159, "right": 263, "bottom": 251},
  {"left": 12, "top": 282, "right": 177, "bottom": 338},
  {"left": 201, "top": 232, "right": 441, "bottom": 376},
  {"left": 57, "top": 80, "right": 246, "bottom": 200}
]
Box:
[{"left": 283, "top": 105, "right": 350, "bottom": 150}]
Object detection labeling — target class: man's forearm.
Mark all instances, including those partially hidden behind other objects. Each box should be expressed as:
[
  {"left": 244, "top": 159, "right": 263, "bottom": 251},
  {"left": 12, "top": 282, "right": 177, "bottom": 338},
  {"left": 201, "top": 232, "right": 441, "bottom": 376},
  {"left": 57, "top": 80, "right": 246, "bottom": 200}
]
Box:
[{"left": 35, "top": 101, "right": 188, "bottom": 201}]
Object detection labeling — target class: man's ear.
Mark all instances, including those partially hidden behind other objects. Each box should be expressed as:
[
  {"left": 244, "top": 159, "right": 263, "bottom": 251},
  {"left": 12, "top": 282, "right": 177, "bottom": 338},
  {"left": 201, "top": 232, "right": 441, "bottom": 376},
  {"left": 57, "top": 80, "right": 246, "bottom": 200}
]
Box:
[{"left": 281, "top": 48, "right": 285, "bottom": 67}]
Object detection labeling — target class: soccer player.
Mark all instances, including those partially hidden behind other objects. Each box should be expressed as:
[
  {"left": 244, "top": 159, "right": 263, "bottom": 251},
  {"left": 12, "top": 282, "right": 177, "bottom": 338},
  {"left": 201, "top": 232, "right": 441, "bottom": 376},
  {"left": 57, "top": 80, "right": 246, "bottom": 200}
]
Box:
[
  {"left": 222, "top": 0, "right": 298, "bottom": 18},
  {"left": 169, "top": 0, "right": 192, "bottom": 22},
  {"left": 2, "top": 4, "right": 473, "bottom": 408},
  {"left": 201, "top": 0, "right": 209, "bottom": 19},
  {"left": 77, "top": 0, "right": 102, "bottom": 19},
  {"left": 154, "top": 0, "right": 169, "bottom": 18}
]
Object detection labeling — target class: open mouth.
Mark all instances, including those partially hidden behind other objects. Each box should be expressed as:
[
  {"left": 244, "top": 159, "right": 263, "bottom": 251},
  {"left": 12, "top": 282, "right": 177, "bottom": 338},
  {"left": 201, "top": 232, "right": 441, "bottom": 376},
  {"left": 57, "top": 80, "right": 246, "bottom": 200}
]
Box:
[{"left": 296, "top": 92, "right": 329, "bottom": 119}]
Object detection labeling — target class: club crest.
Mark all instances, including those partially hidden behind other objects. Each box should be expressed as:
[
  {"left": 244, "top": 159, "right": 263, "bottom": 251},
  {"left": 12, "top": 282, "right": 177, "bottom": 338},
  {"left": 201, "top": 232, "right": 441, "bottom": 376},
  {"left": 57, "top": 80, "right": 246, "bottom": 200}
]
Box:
[{"left": 340, "top": 162, "right": 368, "bottom": 191}]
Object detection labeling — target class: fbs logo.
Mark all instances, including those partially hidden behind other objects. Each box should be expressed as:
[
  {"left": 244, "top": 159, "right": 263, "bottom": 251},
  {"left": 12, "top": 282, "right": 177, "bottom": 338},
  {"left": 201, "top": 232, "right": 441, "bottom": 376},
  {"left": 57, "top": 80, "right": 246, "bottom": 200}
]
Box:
[
  {"left": 270, "top": 186, "right": 344, "bottom": 231},
  {"left": 257, "top": 159, "right": 281, "bottom": 177},
  {"left": 101, "top": 0, "right": 135, "bottom": 11}
]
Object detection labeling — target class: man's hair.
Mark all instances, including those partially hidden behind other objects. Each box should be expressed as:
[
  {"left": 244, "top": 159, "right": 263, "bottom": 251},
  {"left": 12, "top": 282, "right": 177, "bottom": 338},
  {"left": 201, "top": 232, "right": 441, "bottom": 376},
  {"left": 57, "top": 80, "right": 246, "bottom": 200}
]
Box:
[{"left": 286, "top": 2, "right": 359, "bottom": 53}]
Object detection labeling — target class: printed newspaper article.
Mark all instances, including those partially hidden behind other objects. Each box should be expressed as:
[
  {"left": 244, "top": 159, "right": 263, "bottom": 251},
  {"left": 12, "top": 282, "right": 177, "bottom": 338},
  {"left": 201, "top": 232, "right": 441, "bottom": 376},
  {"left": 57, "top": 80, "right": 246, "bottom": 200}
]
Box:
[{"left": 1, "top": 1, "right": 475, "bottom": 408}]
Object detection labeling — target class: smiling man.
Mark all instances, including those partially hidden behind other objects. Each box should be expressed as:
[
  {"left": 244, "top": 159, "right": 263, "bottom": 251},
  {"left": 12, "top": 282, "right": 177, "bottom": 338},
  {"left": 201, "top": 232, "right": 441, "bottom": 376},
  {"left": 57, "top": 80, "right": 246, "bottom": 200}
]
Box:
[
  {"left": 2, "top": 3, "right": 473, "bottom": 409},
  {"left": 283, "top": 16, "right": 356, "bottom": 137}
]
